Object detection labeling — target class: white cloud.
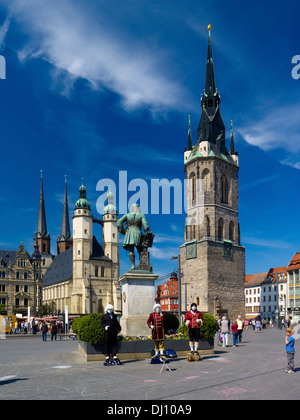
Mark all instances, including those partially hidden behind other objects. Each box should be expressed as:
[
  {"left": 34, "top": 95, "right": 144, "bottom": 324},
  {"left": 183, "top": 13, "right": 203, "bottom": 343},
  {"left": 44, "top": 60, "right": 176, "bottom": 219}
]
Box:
[
  {"left": 0, "top": 17, "right": 10, "bottom": 48},
  {"left": 150, "top": 245, "right": 180, "bottom": 260},
  {"left": 239, "top": 104, "right": 300, "bottom": 153},
  {"left": 243, "top": 236, "right": 295, "bottom": 250},
  {"left": 5, "top": 0, "right": 187, "bottom": 112}
]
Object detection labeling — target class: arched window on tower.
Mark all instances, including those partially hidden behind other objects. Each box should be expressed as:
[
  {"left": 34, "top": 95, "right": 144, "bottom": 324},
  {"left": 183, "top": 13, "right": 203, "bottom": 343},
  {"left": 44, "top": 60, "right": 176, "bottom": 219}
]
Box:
[
  {"left": 218, "top": 218, "right": 224, "bottom": 241},
  {"left": 221, "top": 174, "right": 229, "bottom": 204},
  {"left": 189, "top": 172, "right": 196, "bottom": 204},
  {"left": 229, "top": 221, "right": 235, "bottom": 242},
  {"left": 202, "top": 169, "right": 210, "bottom": 192},
  {"left": 95, "top": 266, "right": 99, "bottom": 277}
]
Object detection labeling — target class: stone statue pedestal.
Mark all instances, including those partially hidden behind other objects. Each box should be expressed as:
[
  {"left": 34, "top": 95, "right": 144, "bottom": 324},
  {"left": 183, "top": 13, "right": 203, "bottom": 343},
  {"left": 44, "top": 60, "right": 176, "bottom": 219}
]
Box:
[{"left": 119, "top": 271, "right": 159, "bottom": 337}]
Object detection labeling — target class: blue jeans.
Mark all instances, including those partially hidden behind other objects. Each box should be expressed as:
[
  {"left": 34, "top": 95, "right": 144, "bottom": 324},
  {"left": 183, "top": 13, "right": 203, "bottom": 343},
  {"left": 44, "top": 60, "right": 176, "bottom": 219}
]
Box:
[
  {"left": 42, "top": 331, "right": 47, "bottom": 341},
  {"left": 233, "top": 333, "right": 238, "bottom": 346}
]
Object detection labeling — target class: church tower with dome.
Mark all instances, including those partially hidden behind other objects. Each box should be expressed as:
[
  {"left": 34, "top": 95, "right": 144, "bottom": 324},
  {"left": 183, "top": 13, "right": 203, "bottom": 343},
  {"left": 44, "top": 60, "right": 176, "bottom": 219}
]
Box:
[
  {"left": 43, "top": 180, "right": 121, "bottom": 315},
  {"left": 102, "top": 188, "right": 119, "bottom": 279}
]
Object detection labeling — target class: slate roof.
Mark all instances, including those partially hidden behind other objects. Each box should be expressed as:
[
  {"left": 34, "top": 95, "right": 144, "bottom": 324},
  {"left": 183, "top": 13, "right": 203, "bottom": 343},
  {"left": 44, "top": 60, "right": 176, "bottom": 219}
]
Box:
[
  {"left": 0, "top": 250, "right": 17, "bottom": 267},
  {"left": 0, "top": 249, "right": 32, "bottom": 267},
  {"left": 43, "top": 236, "right": 111, "bottom": 287},
  {"left": 43, "top": 247, "right": 73, "bottom": 287}
]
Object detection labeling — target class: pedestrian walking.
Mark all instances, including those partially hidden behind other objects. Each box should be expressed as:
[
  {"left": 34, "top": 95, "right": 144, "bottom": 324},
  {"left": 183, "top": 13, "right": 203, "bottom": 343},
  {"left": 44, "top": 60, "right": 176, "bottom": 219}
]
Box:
[
  {"left": 50, "top": 321, "right": 57, "bottom": 341},
  {"left": 231, "top": 320, "right": 239, "bottom": 347},
  {"left": 285, "top": 327, "right": 295, "bottom": 373},
  {"left": 32, "top": 318, "right": 37, "bottom": 335},
  {"left": 220, "top": 316, "right": 229, "bottom": 347},
  {"left": 41, "top": 321, "right": 48, "bottom": 342},
  {"left": 255, "top": 319, "right": 261, "bottom": 332},
  {"left": 237, "top": 315, "right": 244, "bottom": 343}
]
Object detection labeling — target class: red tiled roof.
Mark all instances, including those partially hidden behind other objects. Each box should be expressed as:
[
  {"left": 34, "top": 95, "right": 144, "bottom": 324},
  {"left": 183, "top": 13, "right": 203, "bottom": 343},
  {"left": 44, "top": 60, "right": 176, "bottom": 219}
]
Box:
[
  {"left": 287, "top": 253, "right": 300, "bottom": 271},
  {"left": 245, "top": 272, "right": 268, "bottom": 287},
  {"left": 266, "top": 266, "right": 287, "bottom": 283}
]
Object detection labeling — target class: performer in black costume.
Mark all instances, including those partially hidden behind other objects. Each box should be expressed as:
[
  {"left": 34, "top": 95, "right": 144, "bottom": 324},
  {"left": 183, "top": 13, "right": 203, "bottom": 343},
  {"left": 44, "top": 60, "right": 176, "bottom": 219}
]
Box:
[{"left": 101, "top": 304, "right": 122, "bottom": 366}]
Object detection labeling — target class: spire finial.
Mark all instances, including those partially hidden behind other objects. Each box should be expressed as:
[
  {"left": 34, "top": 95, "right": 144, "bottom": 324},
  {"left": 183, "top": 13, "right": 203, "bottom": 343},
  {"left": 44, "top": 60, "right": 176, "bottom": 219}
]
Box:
[
  {"left": 207, "top": 24, "right": 212, "bottom": 32},
  {"left": 65, "top": 174, "right": 67, "bottom": 183},
  {"left": 40, "top": 169, "right": 43, "bottom": 178}
]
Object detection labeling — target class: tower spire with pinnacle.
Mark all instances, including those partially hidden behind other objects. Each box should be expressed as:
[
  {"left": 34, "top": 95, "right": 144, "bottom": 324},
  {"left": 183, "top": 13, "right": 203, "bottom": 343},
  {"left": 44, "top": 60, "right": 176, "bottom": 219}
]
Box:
[
  {"left": 205, "top": 24, "right": 217, "bottom": 97},
  {"left": 34, "top": 170, "right": 51, "bottom": 254},
  {"left": 184, "top": 115, "right": 193, "bottom": 152},
  {"left": 197, "top": 24, "right": 225, "bottom": 148},
  {"left": 37, "top": 170, "right": 47, "bottom": 237},
  {"left": 57, "top": 175, "right": 73, "bottom": 254},
  {"left": 230, "top": 120, "right": 236, "bottom": 154}
]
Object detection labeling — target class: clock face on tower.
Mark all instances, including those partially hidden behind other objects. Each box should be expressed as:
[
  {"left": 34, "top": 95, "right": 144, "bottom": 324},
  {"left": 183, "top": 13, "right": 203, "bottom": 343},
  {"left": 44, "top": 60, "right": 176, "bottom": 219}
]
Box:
[
  {"left": 186, "top": 241, "right": 197, "bottom": 260},
  {"left": 222, "top": 240, "right": 233, "bottom": 258}
]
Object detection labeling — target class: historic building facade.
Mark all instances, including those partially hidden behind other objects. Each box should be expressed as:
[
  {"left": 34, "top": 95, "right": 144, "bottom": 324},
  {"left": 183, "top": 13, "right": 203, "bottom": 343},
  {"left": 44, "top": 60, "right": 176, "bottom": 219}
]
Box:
[
  {"left": 155, "top": 272, "right": 178, "bottom": 314},
  {"left": 43, "top": 181, "right": 121, "bottom": 315},
  {"left": 0, "top": 171, "right": 121, "bottom": 317},
  {"left": 0, "top": 241, "right": 43, "bottom": 316},
  {"left": 180, "top": 26, "right": 245, "bottom": 320}
]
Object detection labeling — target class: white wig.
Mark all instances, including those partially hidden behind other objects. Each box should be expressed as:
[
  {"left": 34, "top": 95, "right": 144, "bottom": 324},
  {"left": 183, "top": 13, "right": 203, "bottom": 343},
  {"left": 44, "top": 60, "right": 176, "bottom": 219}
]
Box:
[
  {"left": 104, "top": 304, "right": 114, "bottom": 313},
  {"left": 153, "top": 303, "right": 161, "bottom": 311}
]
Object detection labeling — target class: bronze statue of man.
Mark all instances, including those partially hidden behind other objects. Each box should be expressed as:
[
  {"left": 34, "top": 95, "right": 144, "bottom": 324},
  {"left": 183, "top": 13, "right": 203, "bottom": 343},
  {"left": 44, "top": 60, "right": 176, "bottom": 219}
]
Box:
[{"left": 117, "top": 203, "right": 153, "bottom": 271}]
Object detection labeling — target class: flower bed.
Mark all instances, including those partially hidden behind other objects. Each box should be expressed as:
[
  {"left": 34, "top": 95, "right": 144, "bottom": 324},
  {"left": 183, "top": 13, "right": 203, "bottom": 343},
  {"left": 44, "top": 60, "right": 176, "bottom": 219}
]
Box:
[
  {"left": 78, "top": 337, "right": 214, "bottom": 362},
  {"left": 74, "top": 312, "right": 217, "bottom": 361}
]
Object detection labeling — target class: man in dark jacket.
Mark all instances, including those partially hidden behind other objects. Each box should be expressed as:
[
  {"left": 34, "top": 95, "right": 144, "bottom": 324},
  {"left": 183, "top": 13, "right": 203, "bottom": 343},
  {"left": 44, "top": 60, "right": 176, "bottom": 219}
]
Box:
[{"left": 101, "top": 304, "right": 122, "bottom": 366}]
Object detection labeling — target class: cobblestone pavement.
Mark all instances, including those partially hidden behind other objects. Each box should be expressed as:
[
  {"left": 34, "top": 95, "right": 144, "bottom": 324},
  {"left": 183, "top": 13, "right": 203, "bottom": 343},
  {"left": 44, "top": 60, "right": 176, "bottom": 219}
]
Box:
[{"left": 0, "top": 328, "right": 297, "bottom": 400}]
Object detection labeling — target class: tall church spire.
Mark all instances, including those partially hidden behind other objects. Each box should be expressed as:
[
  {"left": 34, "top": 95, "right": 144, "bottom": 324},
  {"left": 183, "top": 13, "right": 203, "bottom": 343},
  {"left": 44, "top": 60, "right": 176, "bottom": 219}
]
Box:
[
  {"left": 60, "top": 175, "right": 71, "bottom": 239},
  {"left": 37, "top": 170, "right": 47, "bottom": 237},
  {"left": 57, "top": 175, "right": 73, "bottom": 254},
  {"left": 184, "top": 115, "right": 193, "bottom": 152},
  {"left": 34, "top": 170, "right": 51, "bottom": 254},
  {"left": 197, "top": 24, "right": 225, "bottom": 148},
  {"left": 205, "top": 24, "right": 217, "bottom": 97},
  {"left": 230, "top": 120, "right": 236, "bottom": 154}
]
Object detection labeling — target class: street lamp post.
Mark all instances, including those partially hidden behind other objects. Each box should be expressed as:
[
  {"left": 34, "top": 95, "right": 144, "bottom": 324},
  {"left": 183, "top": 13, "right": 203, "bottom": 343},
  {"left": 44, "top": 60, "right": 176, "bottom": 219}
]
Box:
[{"left": 182, "top": 282, "right": 191, "bottom": 312}]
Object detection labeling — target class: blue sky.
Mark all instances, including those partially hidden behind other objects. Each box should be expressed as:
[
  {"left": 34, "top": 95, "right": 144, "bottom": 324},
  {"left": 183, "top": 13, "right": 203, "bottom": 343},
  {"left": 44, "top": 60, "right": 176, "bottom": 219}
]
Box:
[{"left": 0, "top": 0, "right": 300, "bottom": 279}]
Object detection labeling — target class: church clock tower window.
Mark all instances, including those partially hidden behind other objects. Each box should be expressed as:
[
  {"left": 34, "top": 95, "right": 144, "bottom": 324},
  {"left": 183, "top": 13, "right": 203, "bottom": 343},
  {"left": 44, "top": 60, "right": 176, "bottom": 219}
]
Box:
[
  {"left": 189, "top": 172, "right": 196, "bottom": 203},
  {"left": 218, "top": 218, "right": 224, "bottom": 241},
  {"left": 221, "top": 173, "right": 229, "bottom": 204}
]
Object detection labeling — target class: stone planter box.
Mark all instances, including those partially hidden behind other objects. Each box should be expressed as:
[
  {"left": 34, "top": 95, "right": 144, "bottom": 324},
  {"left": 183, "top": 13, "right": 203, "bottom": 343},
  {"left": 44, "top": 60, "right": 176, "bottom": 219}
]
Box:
[{"left": 78, "top": 338, "right": 214, "bottom": 362}]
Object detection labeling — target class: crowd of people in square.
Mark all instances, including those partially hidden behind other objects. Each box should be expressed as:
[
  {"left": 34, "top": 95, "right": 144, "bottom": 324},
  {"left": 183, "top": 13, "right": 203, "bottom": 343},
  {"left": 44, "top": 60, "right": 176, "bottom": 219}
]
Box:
[{"left": 7, "top": 317, "right": 69, "bottom": 340}]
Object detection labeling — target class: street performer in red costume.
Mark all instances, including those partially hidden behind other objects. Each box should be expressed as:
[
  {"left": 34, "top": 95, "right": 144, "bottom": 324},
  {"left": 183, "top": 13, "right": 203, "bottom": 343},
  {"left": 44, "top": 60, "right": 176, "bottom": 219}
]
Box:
[
  {"left": 184, "top": 302, "right": 203, "bottom": 354},
  {"left": 147, "top": 303, "right": 168, "bottom": 359}
]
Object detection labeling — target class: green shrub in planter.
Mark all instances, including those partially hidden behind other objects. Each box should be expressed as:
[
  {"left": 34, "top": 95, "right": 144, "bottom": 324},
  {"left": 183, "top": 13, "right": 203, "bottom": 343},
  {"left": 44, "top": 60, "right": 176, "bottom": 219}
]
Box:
[
  {"left": 178, "top": 313, "right": 218, "bottom": 340},
  {"left": 76, "top": 313, "right": 105, "bottom": 344},
  {"left": 71, "top": 317, "right": 82, "bottom": 335}
]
